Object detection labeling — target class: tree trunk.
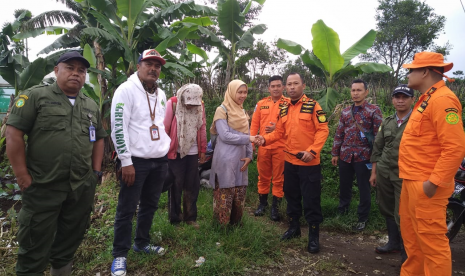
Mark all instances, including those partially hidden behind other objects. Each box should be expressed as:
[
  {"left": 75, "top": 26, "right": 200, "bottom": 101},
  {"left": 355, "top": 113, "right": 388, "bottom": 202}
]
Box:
[
  {"left": 93, "top": 40, "right": 113, "bottom": 168},
  {"left": 225, "top": 58, "right": 232, "bottom": 86}
]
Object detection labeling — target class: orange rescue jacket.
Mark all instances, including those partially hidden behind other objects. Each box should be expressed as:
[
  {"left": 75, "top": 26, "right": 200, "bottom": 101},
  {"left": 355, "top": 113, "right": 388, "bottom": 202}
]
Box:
[
  {"left": 250, "top": 96, "right": 288, "bottom": 149},
  {"left": 399, "top": 80, "right": 465, "bottom": 187},
  {"left": 263, "top": 95, "right": 329, "bottom": 166}
]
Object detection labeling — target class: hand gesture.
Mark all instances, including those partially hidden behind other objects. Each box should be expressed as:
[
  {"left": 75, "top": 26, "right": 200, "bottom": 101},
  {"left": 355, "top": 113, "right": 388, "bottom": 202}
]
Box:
[
  {"left": 423, "top": 180, "right": 438, "bottom": 198},
  {"left": 122, "top": 165, "right": 136, "bottom": 187},
  {"left": 265, "top": 122, "right": 276, "bottom": 133},
  {"left": 331, "top": 156, "right": 339, "bottom": 166},
  {"left": 249, "top": 136, "right": 257, "bottom": 143},
  {"left": 369, "top": 173, "right": 376, "bottom": 187},
  {"left": 299, "top": 151, "right": 314, "bottom": 163},
  {"left": 199, "top": 152, "right": 206, "bottom": 164},
  {"left": 240, "top": 158, "right": 252, "bottom": 172},
  {"left": 17, "top": 173, "right": 32, "bottom": 192},
  {"left": 254, "top": 135, "right": 265, "bottom": 146}
]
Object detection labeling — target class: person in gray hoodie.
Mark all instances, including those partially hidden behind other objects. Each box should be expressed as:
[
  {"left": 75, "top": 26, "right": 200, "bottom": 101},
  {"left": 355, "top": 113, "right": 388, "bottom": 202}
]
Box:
[{"left": 110, "top": 49, "right": 171, "bottom": 276}]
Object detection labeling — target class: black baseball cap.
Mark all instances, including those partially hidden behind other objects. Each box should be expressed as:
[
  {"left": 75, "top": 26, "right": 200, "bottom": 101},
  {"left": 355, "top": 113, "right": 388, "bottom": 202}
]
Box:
[
  {"left": 392, "top": 84, "right": 414, "bottom": 97},
  {"left": 56, "top": 51, "right": 90, "bottom": 68}
]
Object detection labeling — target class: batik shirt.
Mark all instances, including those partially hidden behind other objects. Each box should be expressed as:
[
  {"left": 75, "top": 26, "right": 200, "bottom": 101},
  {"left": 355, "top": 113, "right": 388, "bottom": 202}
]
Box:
[{"left": 331, "top": 101, "right": 383, "bottom": 163}]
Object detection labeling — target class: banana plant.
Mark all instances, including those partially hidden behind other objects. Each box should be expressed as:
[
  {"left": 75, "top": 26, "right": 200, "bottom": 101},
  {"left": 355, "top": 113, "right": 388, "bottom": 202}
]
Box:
[
  {"left": 216, "top": 0, "right": 267, "bottom": 84},
  {"left": 277, "top": 19, "right": 392, "bottom": 113}
]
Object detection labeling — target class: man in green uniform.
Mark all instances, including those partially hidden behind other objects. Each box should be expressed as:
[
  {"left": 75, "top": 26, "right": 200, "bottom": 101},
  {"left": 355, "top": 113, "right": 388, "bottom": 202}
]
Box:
[
  {"left": 6, "top": 51, "right": 106, "bottom": 276},
  {"left": 369, "top": 84, "right": 414, "bottom": 263}
]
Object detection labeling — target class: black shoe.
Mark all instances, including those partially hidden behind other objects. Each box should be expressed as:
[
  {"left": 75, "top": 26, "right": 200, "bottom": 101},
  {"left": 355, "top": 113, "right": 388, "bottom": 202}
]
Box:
[
  {"left": 254, "top": 194, "right": 268, "bottom": 216},
  {"left": 281, "top": 218, "right": 301, "bottom": 240},
  {"left": 352, "top": 220, "right": 367, "bottom": 231},
  {"left": 375, "top": 217, "right": 401, "bottom": 254},
  {"left": 254, "top": 204, "right": 266, "bottom": 216},
  {"left": 270, "top": 196, "right": 281, "bottom": 221},
  {"left": 375, "top": 242, "right": 401, "bottom": 254},
  {"left": 281, "top": 227, "right": 301, "bottom": 240},
  {"left": 400, "top": 236, "right": 408, "bottom": 264},
  {"left": 308, "top": 224, "right": 320, "bottom": 254},
  {"left": 337, "top": 207, "right": 348, "bottom": 216}
]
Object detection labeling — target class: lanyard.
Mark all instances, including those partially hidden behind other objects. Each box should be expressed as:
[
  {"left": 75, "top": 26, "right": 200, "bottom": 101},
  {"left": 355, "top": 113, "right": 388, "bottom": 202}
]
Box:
[{"left": 145, "top": 91, "right": 157, "bottom": 123}]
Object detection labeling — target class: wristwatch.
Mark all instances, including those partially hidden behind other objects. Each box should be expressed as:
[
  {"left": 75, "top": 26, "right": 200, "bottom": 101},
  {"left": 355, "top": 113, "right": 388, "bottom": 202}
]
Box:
[{"left": 93, "top": 170, "right": 103, "bottom": 179}]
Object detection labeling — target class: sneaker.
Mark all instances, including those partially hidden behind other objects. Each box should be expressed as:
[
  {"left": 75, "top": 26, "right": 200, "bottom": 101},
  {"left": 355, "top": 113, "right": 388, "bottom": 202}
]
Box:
[
  {"left": 111, "top": 257, "right": 127, "bottom": 276},
  {"left": 133, "top": 244, "right": 166, "bottom": 255},
  {"left": 352, "top": 220, "right": 367, "bottom": 231}
]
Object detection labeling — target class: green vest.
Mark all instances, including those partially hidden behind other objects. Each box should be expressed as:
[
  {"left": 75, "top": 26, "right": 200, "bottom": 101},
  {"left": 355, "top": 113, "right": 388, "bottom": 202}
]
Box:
[{"left": 7, "top": 83, "right": 107, "bottom": 191}]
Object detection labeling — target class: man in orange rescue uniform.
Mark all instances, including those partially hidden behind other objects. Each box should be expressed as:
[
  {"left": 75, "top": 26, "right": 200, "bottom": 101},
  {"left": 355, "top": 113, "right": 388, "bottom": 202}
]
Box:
[
  {"left": 250, "top": 75, "right": 288, "bottom": 221},
  {"left": 255, "top": 72, "right": 329, "bottom": 253},
  {"left": 399, "top": 51, "right": 465, "bottom": 276}
]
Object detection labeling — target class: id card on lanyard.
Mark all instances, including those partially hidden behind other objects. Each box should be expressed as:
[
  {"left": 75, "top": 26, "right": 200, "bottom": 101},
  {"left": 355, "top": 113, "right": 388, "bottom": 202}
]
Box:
[
  {"left": 146, "top": 91, "right": 160, "bottom": 141},
  {"left": 87, "top": 113, "right": 96, "bottom": 142}
]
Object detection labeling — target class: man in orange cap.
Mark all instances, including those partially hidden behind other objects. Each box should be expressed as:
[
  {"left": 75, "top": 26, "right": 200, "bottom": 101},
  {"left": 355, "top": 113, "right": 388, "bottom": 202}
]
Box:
[
  {"left": 399, "top": 51, "right": 465, "bottom": 276},
  {"left": 250, "top": 75, "right": 288, "bottom": 221}
]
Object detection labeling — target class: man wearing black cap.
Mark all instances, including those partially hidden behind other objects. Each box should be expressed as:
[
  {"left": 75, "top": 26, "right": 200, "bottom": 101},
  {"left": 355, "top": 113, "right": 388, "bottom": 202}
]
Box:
[
  {"left": 6, "top": 51, "right": 106, "bottom": 275},
  {"left": 110, "top": 49, "right": 170, "bottom": 276},
  {"left": 369, "top": 84, "right": 414, "bottom": 263}
]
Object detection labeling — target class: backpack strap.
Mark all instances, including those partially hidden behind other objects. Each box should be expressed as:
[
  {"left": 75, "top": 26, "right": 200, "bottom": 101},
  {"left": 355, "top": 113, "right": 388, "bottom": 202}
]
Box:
[{"left": 220, "top": 104, "right": 228, "bottom": 121}]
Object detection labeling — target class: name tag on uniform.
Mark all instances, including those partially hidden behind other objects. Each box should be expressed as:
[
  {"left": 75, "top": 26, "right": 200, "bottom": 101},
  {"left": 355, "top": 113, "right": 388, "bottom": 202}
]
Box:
[{"left": 89, "top": 125, "right": 96, "bottom": 142}]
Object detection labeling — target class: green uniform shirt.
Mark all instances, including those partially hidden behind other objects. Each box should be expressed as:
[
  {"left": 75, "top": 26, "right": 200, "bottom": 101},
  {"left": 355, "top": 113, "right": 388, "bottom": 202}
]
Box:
[
  {"left": 7, "top": 83, "right": 107, "bottom": 191},
  {"left": 370, "top": 114, "right": 409, "bottom": 181}
]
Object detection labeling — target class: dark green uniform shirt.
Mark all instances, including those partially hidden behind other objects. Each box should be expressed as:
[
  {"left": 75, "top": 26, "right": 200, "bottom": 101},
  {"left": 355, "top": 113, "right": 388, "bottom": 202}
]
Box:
[
  {"left": 7, "top": 83, "right": 107, "bottom": 191},
  {"left": 370, "top": 114, "right": 410, "bottom": 181}
]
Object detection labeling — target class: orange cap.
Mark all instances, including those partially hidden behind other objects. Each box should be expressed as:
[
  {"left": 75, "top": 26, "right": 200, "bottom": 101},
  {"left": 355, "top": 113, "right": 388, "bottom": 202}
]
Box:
[{"left": 402, "top": 52, "right": 453, "bottom": 72}]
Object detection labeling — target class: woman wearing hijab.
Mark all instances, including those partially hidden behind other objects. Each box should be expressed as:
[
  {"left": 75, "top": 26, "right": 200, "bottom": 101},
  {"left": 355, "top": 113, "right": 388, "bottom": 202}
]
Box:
[
  {"left": 164, "top": 84, "right": 207, "bottom": 228},
  {"left": 210, "top": 80, "right": 256, "bottom": 226}
]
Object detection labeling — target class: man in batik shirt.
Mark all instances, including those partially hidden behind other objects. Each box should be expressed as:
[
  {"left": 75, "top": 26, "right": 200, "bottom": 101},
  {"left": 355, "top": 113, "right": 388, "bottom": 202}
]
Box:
[{"left": 331, "top": 79, "right": 383, "bottom": 231}]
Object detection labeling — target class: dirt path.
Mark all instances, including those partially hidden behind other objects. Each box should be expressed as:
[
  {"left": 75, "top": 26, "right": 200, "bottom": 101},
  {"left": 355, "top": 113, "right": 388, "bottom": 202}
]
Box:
[{"left": 245, "top": 223, "right": 465, "bottom": 276}]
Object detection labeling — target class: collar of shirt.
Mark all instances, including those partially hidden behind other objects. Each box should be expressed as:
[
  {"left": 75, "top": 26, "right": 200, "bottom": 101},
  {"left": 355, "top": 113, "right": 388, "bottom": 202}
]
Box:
[
  {"left": 395, "top": 109, "right": 413, "bottom": 123},
  {"left": 137, "top": 72, "right": 158, "bottom": 94},
  {"left": 352, "top": 100, "right": 369, "bottom": 112}
]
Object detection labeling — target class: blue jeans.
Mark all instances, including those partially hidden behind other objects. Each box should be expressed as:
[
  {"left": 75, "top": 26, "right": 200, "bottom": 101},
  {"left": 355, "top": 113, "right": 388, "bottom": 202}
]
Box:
[{"left": 112, "top": 156, "right": 168, "bottom": 258}]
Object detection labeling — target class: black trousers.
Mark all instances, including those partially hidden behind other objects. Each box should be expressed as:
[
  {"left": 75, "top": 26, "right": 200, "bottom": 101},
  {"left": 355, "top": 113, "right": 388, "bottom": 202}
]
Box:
[
  {"left": 338, "top": 159, "right": 371, "bottom": 221},
  {"left": 283, "top": 162, "right": 323, "bottom": 225},
  {"left": 112, "top": 157, "right": 168, "bottom": 258},
  {"left": 168, "top": 154, "right": 200, "bottom": 223}
]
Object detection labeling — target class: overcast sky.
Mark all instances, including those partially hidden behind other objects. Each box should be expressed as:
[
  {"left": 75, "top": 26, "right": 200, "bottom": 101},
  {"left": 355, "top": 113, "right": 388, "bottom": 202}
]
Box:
[{"left": 1, "top": 0, "right": 464, "bottom": 75}]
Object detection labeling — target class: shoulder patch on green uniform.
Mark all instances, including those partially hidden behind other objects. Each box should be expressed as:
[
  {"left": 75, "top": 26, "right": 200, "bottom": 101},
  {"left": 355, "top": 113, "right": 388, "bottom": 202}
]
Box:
[
  {"left": 445, "top": 108, "right": 458, "bottom": 113},
  {"left": 15, "top": 98, "right": 26, "bottom": 108},
  {"left": 445, "top": 112, "right": 459, "bottom": 125}
]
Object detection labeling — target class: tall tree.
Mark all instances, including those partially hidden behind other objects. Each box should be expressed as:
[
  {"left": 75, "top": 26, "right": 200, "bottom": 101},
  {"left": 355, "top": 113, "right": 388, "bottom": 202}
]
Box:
[{"left": 363, "top": 0, "right": 446, "bottom": 84}]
